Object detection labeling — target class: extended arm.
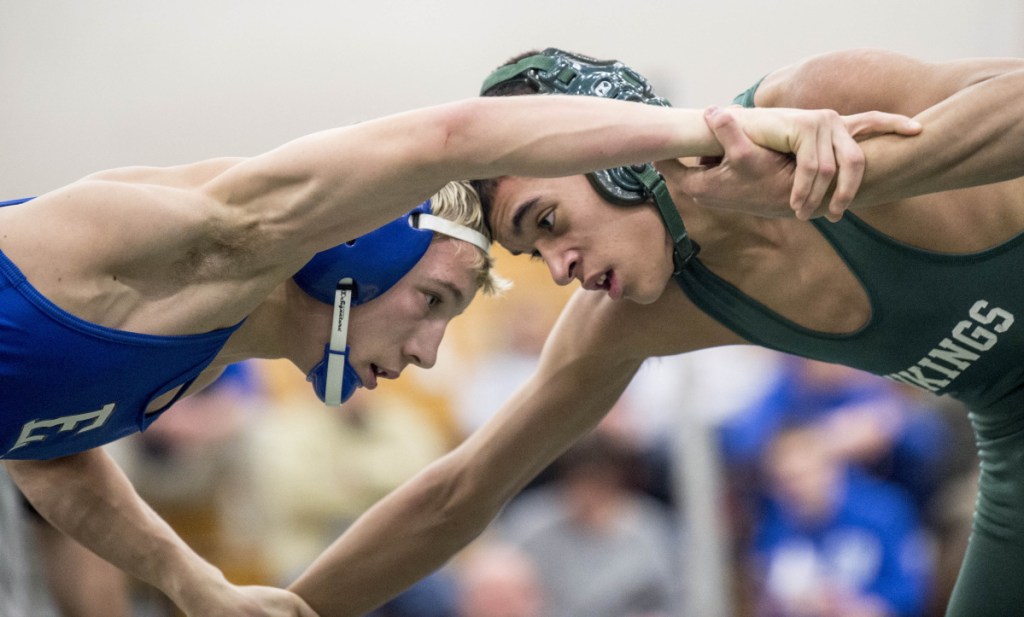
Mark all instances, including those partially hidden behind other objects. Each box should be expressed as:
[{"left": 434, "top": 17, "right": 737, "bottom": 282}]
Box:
[
  {"left": 289, "top": 290, "right": 669, "bottom": 615},
  {"left": 5, "top": 450, "right": 317, "bottom": 617},
  {"left": 201, "top": 96, "right": 723, "bottom": 258},
  {"left": 289, "top": 289, "right": 732, "bottom": 616},
  {"left": 200, "top": 95, "right": 914, "bottom": 258},
  {"left": 853, "top": 64, "right": 1024, "bottom": 205}
]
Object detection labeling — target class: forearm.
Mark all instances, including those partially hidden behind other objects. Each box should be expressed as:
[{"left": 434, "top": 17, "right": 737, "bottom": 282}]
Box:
[
  {"left": 206, "top": 95, "right": 723, "bottom": 255},
  {"left": 289, "top": 450, "right": 502, "bottom": 617},
  {"left": 4, "top": 451, "right": 227, "bottom": 612},
  {"left": 438, "top": 95, "right": 722, "bottom": 179},
  {"left": 271, "top": 96, "right": 723, "bottom": 192},
  {"left": 854, "top": 69, "right": 1024, "bottom": 207},
  {"left": 291, "top": 339, "right": 641, "bottom": 616}
]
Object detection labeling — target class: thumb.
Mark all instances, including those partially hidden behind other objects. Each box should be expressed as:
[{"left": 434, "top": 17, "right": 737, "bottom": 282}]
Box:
[
  {"left": 704, "top": 106, "right": 755, "bottom": 158},
  {"left": 843, "top": 110, "right": 923, "bottom": 139}
]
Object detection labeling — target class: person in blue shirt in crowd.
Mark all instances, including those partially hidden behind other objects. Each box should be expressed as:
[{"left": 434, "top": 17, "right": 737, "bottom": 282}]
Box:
[
  {"left": 753, "top": 420, "right": 932, "bottom": 617},
  {"left": 720, "top": 357, "right": 957, "bottom": 512}
]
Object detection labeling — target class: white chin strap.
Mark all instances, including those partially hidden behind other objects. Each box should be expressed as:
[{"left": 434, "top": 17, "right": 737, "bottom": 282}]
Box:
[
  {"left": 324, "top": 216, "right": 490, "bottom": 406},
  {"left": 324, "top": 277, "right": 355, "bottom": 406}
]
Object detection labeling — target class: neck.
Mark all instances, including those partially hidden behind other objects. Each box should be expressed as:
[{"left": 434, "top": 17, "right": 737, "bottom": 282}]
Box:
[
  {"left": 221, "top": 279, "right": 330, "bottom": 372},
  {"left": 665, "top": 179, "right": 791, "bottom": 271}
]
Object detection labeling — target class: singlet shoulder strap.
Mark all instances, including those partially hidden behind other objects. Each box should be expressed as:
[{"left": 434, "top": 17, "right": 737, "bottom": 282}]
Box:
[{"left": 0, "top": 197, "right": 34, "bottom": 208}]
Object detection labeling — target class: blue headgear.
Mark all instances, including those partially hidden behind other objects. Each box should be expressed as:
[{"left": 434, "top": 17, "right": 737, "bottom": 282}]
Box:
[
  {"left": 297, "top": 200, "right": 490, "bottom": 406},
  {"left": 481, "top": 48, "right": 698, "bottom": 272}
]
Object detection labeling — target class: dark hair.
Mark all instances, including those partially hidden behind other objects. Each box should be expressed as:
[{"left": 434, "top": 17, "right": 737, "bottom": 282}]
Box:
[{"left": 480, "top": 50, "right": 544, "bottom": 97}]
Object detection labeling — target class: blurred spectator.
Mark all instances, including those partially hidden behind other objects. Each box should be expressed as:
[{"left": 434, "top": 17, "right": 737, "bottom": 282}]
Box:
[
  {"left": 251, "top": 386, "right": 448, "bottom": 584},
  {"left": 720, "top": 357, "right": 958, "bottom": 511},
  {"left": 455, "top": 541, "right": 546, "bottom": 617},
  {"left": 497, "top": 430, "right": 683, "bottom": 617},
  {"left": 453, "top": 295, "right": 553, "bottom": 436},
  {"left": 715, "top": 356, "right": 977, "bottom": 616},
  {"left": 112, "top": 361, "right": 269, "bottom": 592},
  {"left": 751, "top": 422, "right": 933, "bottom": 617},
  {"left": 368, "top": 570, "right": 459, "bottom": 617}
]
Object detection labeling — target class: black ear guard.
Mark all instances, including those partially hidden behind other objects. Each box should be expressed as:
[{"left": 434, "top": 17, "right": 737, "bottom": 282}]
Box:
[{"left": 481, "top": 48, "right": 698, "bottom": 271}]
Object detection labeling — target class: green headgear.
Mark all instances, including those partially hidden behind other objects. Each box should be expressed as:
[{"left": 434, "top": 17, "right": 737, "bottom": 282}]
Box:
[{"left": 482, "top": 48, "right": 698, "bottom": 271}]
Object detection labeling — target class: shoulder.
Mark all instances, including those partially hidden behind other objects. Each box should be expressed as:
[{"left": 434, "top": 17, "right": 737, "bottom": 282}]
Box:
[
  {"left": 546, "top": 285, "right": 744, "bottom": 369},
  {"left": 10, "top": 160, "right": 279, "bottom": 283},
  {"left": 755, "top": 49, "right": 916, "bottom": 112},
  {"left": 756, "top": 48, "right": 1022, "bottom": 116}
]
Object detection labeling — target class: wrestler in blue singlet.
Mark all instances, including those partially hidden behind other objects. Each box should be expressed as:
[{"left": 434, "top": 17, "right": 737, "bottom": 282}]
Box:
[{"left": 0, "top": 197, "right": 242, "bottom": 460}]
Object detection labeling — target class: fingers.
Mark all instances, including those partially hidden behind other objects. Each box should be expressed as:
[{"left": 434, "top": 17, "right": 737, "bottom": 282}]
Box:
[
  {"left": 825, "top": 116, "right": 866, "bottom": 221},
  {"left": 824, "top": 111, "right": 920, "bottom": 221},
  {"left": 789, "top": 112, "right": 836, "bottom": 221},
  {"left": 807, "top": 114, "right": 839, "bottom": 220}
]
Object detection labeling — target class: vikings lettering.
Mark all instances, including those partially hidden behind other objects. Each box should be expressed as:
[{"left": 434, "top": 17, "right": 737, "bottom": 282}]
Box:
[{"left": 886, "top": 300, "right": 1014, "bottom": 392}]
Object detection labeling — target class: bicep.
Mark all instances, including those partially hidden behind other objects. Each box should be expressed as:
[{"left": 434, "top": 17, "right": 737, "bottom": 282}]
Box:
[
  {"left": 759, "top": 50, "right": 1024, "bottom": 205},
  {"left": 456, "top": 296, "right": 647, "bottom": 502},
  {"left": 452, "top": 287, "right": 726, "bottom": 499},
  {"left": 5, "top": 449, "right": 112, "bottom": 516},
  {"left": 757, "top": 49, "right": 1019, "bottom": 116}
]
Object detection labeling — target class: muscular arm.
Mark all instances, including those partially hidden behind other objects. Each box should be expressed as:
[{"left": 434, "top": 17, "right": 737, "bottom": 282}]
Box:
[
  {"left": 758, "top": 49, "right": 1024, "bottom": 208},
  {"left": 202, "top": 96, "right": 726, "bottom": 258},
  {"left": 289, "top": 289, "right": 731, "bottom": 616},
  {"left": 5, "top": 450, "right": 316, "bottom": 617},
  {"left": 680, "top": 49, "right": 1024, "bottom": 218},
  {"left": 28, "top": 94, "right": 911, "bottom": 286},
  {"left": 201, "top": 95, "right": 911, "bottom": 259}
]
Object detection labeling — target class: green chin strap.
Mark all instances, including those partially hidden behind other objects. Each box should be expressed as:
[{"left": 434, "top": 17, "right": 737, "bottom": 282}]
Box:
[
  {"left": 482, "top": 47, "right": 699, "bottom": 271},
  {"left": 627, "top": 166, "right": 700, "bottom": 274}
]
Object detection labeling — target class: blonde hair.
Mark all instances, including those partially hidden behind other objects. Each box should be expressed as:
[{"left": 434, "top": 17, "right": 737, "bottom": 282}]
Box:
[{"left": 429, "top": 180, "right": 511, "bottom": 296}]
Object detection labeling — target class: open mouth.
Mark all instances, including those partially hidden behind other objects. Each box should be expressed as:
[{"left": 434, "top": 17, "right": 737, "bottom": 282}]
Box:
[
  {"left": 367, "top": 364, "right": 396, "bottom": 389},
  {"left": 585, "top": 269, "right": 619, "bottom": 299}
]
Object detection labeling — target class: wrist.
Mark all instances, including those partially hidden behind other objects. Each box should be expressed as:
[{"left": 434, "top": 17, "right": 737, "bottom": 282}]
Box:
[{"left": 152, "top": 543, "right": 229, "bottom": 612}]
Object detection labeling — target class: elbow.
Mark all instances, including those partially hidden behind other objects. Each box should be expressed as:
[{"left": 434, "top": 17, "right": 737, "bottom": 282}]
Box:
[
  {"left": 436, "top": 98, "right": 488, "bottom": 143},
  {"left": 419, "top": 99, "right": 497, "bottom": 176}
]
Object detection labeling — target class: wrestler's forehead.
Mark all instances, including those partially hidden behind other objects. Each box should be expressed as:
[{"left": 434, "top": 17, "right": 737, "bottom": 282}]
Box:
[
  {"left": 407, "top": 239, "right": 479, "bottom": 310},
  {"left": 488, "top": 177, "right": 544, "bottom": 253}
]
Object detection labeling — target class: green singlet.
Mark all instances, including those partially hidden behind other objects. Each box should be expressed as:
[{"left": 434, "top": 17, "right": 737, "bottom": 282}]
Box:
[{"left": 672, "top": 82, "right": 1024, "bottom": 616}]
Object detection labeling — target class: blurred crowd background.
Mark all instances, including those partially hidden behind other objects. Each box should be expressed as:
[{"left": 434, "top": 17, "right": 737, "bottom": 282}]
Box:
[
  {"left": 3, "top": 2, "right": 1024, "bottom": 616},
  {"left": 4, "top": 252, "right": 984, "bottom": 617}
]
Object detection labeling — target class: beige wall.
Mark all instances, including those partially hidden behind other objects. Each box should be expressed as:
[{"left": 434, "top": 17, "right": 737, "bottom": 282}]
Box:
[{"left": 2, "top": 0, "right": 1022, "bottom": 195}]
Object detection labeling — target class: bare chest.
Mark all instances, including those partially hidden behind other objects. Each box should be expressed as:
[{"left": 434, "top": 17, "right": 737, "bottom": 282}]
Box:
[{"left": 707, "top": 229, "right": 871, "bottom": 335}]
